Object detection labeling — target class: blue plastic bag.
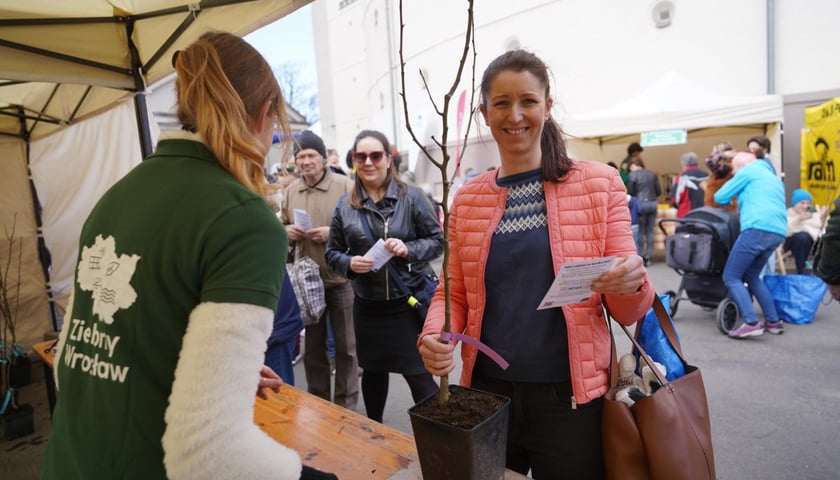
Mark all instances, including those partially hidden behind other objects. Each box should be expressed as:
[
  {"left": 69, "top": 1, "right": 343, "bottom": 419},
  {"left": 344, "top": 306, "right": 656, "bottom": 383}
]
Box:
[
  {"left": 763, "top": 274, "right": 827, "bottom": 325},
  {"left": 635, "top": 294, "right": 686, "bottom": 382}
]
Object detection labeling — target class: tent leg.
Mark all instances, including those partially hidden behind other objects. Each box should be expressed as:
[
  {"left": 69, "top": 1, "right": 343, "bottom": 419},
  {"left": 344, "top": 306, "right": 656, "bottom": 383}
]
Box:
[
  {"left": 134, "top": 92, "right": 153, "bottom": 159},
  {"left": 23, "top": 140, "right": 60, "bottom": 332}
]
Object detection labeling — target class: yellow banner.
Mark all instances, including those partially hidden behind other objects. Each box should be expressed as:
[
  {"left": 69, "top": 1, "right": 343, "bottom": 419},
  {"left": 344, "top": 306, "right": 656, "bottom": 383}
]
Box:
[{"left": 801, "top": 97, "right": 840, "bottom": 208}]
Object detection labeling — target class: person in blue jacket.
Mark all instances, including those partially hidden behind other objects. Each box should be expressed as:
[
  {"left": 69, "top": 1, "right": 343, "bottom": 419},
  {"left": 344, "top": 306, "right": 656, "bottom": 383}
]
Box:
[
  {"left": 714, "top": 152, "right": 787, "bottom": 339},
  {"left": 265, "top": 269, "right": 305, "bottom": 385}
]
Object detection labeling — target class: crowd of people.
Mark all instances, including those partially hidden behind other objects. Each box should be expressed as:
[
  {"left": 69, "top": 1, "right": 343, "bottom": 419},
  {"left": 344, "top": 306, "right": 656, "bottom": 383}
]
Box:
[
  {"left": 39, "top": 30, "right": 838, "bottom": 480},
  {"left": 617, "top": 133, "right": 837, "bottom": 340}
]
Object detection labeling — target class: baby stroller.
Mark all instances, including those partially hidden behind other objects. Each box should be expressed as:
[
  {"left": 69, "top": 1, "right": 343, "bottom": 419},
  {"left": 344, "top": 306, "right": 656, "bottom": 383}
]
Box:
[{"left": 658, "top": 207, "right": 740, "bottom": 333}]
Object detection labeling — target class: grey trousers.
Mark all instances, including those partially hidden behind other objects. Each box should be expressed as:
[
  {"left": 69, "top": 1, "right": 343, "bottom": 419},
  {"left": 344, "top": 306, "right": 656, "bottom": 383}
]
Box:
[{"left": 303, "top": 282, "right": 359, "bottom": 410}]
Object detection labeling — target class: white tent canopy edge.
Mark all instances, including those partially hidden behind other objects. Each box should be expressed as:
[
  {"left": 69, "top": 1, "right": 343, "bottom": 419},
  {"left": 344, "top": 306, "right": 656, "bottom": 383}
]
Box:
[{"left": 561, "top": 71, "right": 784, "bottom": 140}]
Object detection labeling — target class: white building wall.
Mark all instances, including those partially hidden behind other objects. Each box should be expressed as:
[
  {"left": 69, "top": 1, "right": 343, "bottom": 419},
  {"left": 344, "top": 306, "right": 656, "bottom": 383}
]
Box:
[
  {"left": 775, "top": 0, "right": 839, "bottom": 95},
  {"left": 313, "top": 0, "right": 840, "bottom": 173}
]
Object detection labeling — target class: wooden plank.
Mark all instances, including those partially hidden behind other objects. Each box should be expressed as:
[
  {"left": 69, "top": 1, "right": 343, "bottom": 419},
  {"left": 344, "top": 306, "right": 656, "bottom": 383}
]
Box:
[
  {"left": 32, "top": 339, "right": 56, "bottom": 368},
  {"left": 255, "top": 386, "right": 529, "bottom": 479},
  {"left": 255, "top": 386, "right": 418, "bottom": 479}
]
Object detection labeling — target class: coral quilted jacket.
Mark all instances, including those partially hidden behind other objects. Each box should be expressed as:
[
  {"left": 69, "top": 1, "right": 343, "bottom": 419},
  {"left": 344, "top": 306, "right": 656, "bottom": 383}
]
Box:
[{"left": 420, "top": 161, "right": 655, "bottom": 405}]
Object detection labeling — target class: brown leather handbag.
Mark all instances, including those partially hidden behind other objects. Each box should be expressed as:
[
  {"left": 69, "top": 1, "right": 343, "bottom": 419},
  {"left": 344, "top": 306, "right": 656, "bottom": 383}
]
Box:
[{"left": 602, "top": 296, "right": 716, "bottom": 480}]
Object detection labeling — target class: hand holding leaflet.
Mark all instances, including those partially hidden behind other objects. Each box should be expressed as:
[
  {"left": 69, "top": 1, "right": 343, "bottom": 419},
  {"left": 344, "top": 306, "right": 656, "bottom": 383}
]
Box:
[
  {"left": 538, "top": 257, "right": 617, "bottom": 309},
  {"left": 293, "top": 209, "right": 312, "bottom": 231},
  {"left": 363, "top": 238, "right": 394, "bottom": 272}
]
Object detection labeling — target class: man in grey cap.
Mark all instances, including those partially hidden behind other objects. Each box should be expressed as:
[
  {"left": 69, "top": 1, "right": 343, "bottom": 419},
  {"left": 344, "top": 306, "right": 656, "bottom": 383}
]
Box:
[
  {"left": 281, "top": 130, "right": 359, "bottom": 410},
  {"left": 672, "top": 152, "right": 709, "bottom": 218}
]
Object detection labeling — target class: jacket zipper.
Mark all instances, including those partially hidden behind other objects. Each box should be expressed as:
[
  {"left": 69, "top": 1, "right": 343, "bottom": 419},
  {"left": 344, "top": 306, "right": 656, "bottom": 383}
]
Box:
[{"left": 384, "top": 216, "right": 390, "bottom": 300}]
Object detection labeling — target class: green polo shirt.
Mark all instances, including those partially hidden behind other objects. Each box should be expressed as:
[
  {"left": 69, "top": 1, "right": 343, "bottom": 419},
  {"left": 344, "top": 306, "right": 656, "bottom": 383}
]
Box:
[{"left": 42, "top": 138, "right": 287, "bottom": 479}]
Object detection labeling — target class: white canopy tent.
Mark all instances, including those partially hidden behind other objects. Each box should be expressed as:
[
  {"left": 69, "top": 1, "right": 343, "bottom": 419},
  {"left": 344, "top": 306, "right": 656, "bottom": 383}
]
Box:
[
  {"left": 560, "top": 72, "right": 785, "bottom": 177},
  {"left": 0, "top": 0, "right": 311, "bottom": 348},
  {"left": 563, "top": 71, "right": 783, "bottom": 140}
]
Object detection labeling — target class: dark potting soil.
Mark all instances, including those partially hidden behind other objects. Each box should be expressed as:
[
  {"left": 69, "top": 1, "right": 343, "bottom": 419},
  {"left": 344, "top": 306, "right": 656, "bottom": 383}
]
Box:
[{"left": 411, "top": 387, "right": 507, "bottom": 429}]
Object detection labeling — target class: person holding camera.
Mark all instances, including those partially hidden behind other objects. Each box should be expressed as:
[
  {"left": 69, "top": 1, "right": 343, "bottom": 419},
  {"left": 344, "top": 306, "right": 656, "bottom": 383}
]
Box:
[{"left": 704, "top": 142, "right": 738, "bottom": 211}]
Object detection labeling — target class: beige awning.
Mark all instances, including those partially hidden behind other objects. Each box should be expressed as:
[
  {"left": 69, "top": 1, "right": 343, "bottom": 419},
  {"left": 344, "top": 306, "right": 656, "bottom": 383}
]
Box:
[{"left": 0, "top": 0, "right": 312, "bottom": 141}]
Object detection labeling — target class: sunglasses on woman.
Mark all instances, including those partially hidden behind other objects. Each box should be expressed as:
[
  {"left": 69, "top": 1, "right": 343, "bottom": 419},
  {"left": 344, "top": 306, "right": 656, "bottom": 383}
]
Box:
[{"left": 352, "top": 151, "right": 387, "bottom": 164}]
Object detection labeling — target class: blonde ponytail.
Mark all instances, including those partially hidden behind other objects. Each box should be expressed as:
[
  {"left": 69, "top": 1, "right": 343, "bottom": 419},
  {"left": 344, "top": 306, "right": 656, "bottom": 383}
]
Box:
[{"left": 174, "top": 32, "right": 290, "bottom": 196}]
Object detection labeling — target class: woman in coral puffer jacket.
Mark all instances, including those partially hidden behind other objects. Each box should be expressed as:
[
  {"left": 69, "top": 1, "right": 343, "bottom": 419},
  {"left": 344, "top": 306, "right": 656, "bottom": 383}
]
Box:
[{"left": 418, "top": 49, "right": 655, "bottom": 479}]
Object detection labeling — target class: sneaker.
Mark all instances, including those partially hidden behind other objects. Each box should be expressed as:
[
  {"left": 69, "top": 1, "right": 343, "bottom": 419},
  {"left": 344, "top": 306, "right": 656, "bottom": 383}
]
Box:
[
  {"left": 764, "top": 320, "right": 784, "bottom": 335},
  {"left": 728, "top": 322, "right": 764, "bottom": 339}
]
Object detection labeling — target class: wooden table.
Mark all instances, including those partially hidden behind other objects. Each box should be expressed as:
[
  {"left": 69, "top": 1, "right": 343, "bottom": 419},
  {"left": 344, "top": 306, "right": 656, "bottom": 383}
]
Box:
[
  {"left": 255, "top": 386, "right": 528, "bottom": 479},
  {"left": 34, "top": 339, "right": 524, "bottom": 479}
]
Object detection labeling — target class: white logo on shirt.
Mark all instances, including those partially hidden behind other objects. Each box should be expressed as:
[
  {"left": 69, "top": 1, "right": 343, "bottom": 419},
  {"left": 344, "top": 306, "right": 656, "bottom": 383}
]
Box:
[{"left": 77, "top": 235, "right": 140, "bottom": 325}]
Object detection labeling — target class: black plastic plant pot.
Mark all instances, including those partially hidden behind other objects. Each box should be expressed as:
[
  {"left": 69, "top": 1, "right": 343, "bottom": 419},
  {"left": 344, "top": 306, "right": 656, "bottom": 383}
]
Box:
[
  {"left": 2, "top": 402, "right": 35, "bottom": 440},
  {"left": 408, "top": 385, "right": 511, "bottom": 480},
  {"left": 10, "top": 355, "right": 32, "bottom": 388}
]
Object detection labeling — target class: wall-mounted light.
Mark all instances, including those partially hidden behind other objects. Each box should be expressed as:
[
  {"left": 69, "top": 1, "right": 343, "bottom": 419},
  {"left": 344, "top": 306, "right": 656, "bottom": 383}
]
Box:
[{"left": 651, "top": 0, "right": 674, "bottom": 28}]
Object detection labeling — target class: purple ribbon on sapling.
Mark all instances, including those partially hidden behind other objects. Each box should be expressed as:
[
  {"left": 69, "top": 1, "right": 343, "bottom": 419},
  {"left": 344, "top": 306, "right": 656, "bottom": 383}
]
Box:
[{"left": 440, "top": 331, "right": 509, "bottom": 370}]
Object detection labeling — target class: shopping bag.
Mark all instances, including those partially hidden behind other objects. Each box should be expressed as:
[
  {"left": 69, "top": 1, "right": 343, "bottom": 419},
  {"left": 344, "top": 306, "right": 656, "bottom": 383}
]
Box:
[
  {"left": 603, "top": 296, "right": 716, "bottom": 480},
  {"left": 286, "top": 256, "right": 326, "bottom": 326},
  {"left": 763, "top": 274, "right": 827, "bottom": 324},
  {"left": 635, "top": 294, "right": 685, "bottom": 381}
]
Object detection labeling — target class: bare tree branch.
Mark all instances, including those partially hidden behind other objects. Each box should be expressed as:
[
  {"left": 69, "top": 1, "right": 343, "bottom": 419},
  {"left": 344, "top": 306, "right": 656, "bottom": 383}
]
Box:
[
  {"left": 419, "top": 70, "right": 442, "bottom": 116},
  {"left": 1, "top": 214, "right": 23, "bottom": 407},
  {"left": 399, "top": 0, "right": 476, "bottom": 407},
  {"left": 273, "top": 62, "right": 320, "bottom": 124},
  {"left": 398, "top": 4, "right": 441, "bottom": 171},
  {"left": 452, "top": 29, "right": 479, "bottom": 184}
]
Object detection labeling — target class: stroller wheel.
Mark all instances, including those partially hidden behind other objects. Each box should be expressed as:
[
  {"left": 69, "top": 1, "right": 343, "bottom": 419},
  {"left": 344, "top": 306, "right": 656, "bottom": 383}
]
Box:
[
  {"left": 716, "top": 298, "right": 739, "bottom": 334},
  {"left": 665, "top": 290, "right": 679, "bottom": 318}
]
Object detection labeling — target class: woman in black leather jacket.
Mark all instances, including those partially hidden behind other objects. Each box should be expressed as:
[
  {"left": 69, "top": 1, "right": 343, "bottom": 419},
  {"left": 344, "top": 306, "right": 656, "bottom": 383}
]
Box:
[{"left": 326, "top": 129, "right": 443, "bottom": 422}]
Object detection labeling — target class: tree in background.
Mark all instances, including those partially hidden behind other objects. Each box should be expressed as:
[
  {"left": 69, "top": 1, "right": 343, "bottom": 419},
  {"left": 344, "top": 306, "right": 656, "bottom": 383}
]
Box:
[{"left": 274, "top": 62, "right": 319, "bottom": 124}]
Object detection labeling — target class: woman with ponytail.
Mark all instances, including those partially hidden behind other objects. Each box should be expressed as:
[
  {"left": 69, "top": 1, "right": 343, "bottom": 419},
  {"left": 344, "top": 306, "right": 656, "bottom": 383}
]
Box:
[
  {"left": 43, "top": 32, "right": 335, "bottom": 479},
  {"left": 418, "top": 49, "right": 653, "bottom": 478}
]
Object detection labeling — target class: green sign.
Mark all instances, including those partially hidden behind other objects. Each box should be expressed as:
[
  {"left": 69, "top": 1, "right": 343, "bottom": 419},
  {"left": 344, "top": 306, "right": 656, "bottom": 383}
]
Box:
[{"left": 640, "top": 129, "right": 687, "bottom": 147}]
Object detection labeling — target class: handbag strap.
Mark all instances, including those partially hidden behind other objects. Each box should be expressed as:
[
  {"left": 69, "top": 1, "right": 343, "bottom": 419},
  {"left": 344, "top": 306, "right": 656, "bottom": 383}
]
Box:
[
  {"left": 356, "top": 207, "right": 413, "bottom": 298},
  {"left": 604, "top": 295, "right": 687, "bottom": 387}
]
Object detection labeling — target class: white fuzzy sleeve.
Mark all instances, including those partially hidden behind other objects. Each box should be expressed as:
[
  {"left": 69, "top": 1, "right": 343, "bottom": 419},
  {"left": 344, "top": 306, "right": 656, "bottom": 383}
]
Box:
[{"left": 162, "top": 302, "right": 302, "bottom": 480}]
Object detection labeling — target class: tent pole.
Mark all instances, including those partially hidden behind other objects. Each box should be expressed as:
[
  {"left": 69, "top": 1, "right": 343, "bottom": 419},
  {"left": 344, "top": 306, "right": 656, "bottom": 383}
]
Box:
[
  {"left": 134, "top": 93, "right": 153, "bottom": 159},
  {"left": 18, "top": 110, "right": 60, "bottom": 331},
  {"left": 127, "top": 18, "right": 153, "bottom": 159}
]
